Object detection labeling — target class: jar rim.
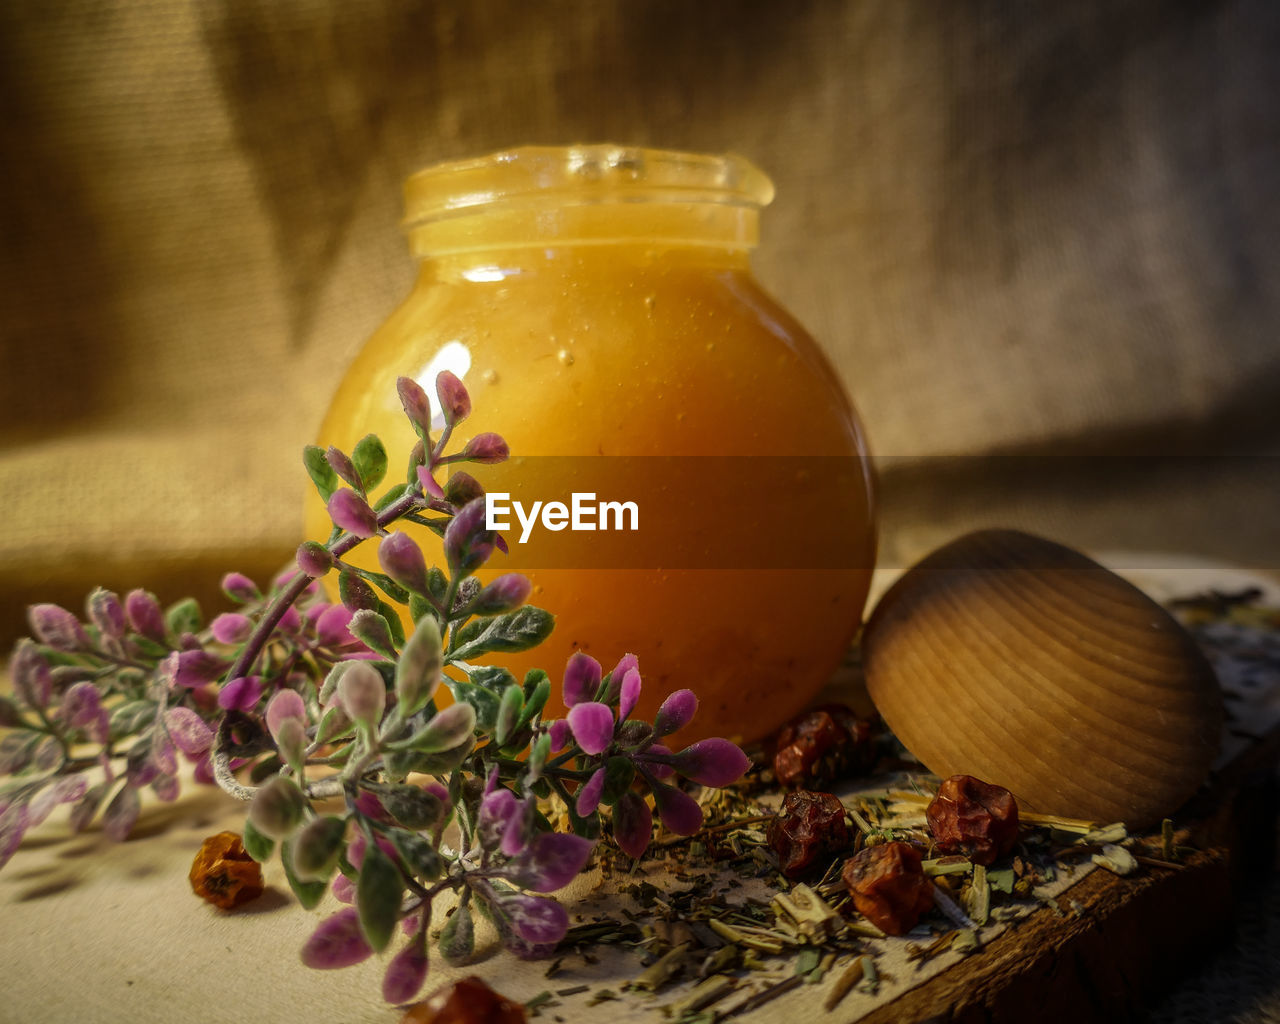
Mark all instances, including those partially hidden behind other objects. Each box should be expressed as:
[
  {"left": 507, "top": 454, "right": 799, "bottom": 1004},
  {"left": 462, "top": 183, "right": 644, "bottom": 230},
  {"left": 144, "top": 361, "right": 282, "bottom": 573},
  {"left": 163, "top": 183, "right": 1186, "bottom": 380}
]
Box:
[{"left": 403, "top": 144, "right": 774, "bottom": 230}]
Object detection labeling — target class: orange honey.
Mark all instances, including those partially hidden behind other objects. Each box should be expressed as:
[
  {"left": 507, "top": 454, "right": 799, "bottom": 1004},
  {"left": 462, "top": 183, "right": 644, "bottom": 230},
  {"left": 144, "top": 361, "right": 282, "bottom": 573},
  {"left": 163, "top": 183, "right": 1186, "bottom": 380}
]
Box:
[{"left": 306, "top": 146, "right": 875, "bottom": 744}]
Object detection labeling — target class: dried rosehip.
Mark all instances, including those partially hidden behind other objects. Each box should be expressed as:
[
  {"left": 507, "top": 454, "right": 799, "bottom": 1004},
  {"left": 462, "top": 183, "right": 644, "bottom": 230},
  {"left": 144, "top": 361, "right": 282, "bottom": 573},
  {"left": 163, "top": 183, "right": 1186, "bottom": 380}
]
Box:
[
  {"left": 926, "top": 774, "right": 1020, "bottom": 866},
  {"left": 188, "top": 831, "right": 265, "bottom": 910},
  {"left": 766, "top": 789, "right": 854, "bottom": 878},
  {"left": 772, "top": 704, "right": 875, "bottom": 787},
  {"left": 401, "top": 976, "right": 527, "bottom": 1024},
  {"left": 841, "top": 840, "right": 934, "bottom": 935}
]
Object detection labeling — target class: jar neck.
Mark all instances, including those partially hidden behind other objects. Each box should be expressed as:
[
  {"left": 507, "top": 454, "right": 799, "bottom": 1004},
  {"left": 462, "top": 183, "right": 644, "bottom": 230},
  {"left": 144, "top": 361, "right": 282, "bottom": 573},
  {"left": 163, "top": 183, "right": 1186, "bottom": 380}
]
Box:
[
  {"left": 407, "top": 202, "right": 760, "bottom": 263},
  {"left": 402, "top": 145, "right": 769, "bottom": 264}
]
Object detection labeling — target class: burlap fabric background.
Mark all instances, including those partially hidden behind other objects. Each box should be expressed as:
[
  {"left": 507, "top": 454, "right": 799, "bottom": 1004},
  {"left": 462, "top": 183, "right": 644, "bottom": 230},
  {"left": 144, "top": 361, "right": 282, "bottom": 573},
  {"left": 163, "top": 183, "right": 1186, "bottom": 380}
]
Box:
[{"left": 2, "top": 0, "right": 1278, "bottom": 642}]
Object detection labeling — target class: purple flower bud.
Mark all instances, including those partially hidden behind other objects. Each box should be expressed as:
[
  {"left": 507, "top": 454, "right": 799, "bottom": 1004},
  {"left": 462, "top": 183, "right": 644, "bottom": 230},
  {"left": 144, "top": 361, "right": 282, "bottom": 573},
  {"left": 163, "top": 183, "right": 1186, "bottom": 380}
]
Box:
[
  {"left": 602, "top": 653, "right": 639, "bottom": 705},
  {"left": 576, "top": 767, "right": 606, "bottom": 817},
  {"left": 618, "top": 667, "right": 643, "bottom": 721},
  {"left": 490, "top": 890, "right": 569, "bottom": 958},
  {"left": 397, "top": 376, "right": 434, "bottom": 438},
  {"left": 378, "top": 531, "right": 429, "bottom": 595},
  {"left": 435, "top": 369, "right": 471, "bottom": 426},
  {"left": 562, "top": 652, "right": 603, "bottom": 708},
  {"left": 382, "top": 936, "right": 429, "bottom": 1004},
  {"left": 172, "top": 650, "right": 227, "bottom": 689},
  {"left": 86, "top": 589, "right": 125, "bottom": 640},
  {"left": 461, "top": 432, "right": 509, "bottom": 465},
  {"left": 124, "top": 589, "right": 166, "bottom": 642},
  {"left": 325, "top": 446, "right": 360, "bottom": 489},
  {"left": 302, "top": 906, "right": 374, "bottom": 970},
  {"left": 29, "top": 604, "right": 86, "bottom": 652},
  {"left": 443, "top": 471, "right": 485, "bottom": 507},
  {"left": 653, "top": 689, "right": 698, "bottom": 737},
  {"left": 332, "top": 873, "right": 356, "bottom": 905},
  {"left": 163, "top": 706, "right": 214, "bottom": 755},
  {"left": 151, "top": 730, "right": 178, "bottom": 775},
  {"left": 506, "top": 832, "right": 596, "bottom": 893},
  {"left": 443, "top": 498, "right": 496, "bottom": 577},
  {"left": 353, "top": 790, "right": 392, "bottom": 826},
  {"left": 102, "top": 784, "right": 140, "bottom": 842},
  {"left": 477, "top": 786, "right": 520, "bottom": 853},
  {"left": 651, "top": 782, "right": 703, "bottom": 836},
  {"left": 327, "top": 488, "right": 379, "bottom": 539},
  {"left": 336, "top": 661, "right": 386, "bottom": 728},
  {"left": 548, "top": 719, "right": 571, "bottom": 752},
  {"left": 27, "top": 776, "right": 88, "bottom": 828},
  {"left": 275, "top": 718, "right": 308, "bottom": 773},
  {"left": 153, "top": 774, "right": 180, "bottom": 802},
  {"left": 567, "top": 701, "right": 615, "bottom": 756},
  {"left": 260, "top": 609, "right": 294, "bottom": 642},
  {"left": 669, "top": 738, "right": 752, "bottom": 788},
  {"left": 638, "top": 744, "right": 676, "bottom": 780},
  {"left": 210, "top": 612, "right": 253, "bottom": 645},
  {"left": 10, "top": 639, "right": 52, "bottom": 708},
  {"left": 471, "top": 573, "right": 532, "bottom": 616},
  {"left": 218, "top": 675, "right": 263, "bottom": 711},
  {"left": 296, "top": 541, "right": 334, "bottom": 578},
  {"left": 315, "top": 603, "right": 355, "bottom": 648},
  {"left": 221, "top": 572, "right": 261, "bottom": 604},
  {"left": 416, "top": 464, "right": 445, "bottom": 499},
  {"left": 0, "top": 802, "right": 32, "bottom": 870},
  {"left": 266, "top": 689, "right": 307, "bottom": 743},
  {"left": 612, "top": 791, "right": 653, "bottom": 859},
  {"left": 192, "top": 756, "right": 214, "bottom": 785},
  {"left": 62, "top": 681, "right": 103, "bottom": 730}
]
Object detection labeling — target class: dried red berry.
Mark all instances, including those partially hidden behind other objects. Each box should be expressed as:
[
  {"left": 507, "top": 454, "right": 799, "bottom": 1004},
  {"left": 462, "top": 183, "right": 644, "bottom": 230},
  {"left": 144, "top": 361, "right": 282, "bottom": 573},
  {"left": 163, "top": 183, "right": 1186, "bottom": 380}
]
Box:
[
  {"left": 401, "top": 976, "right": 527, "bottom": 1024},
  {"left": 926, "top": 774, "right": 1020, "bottom": 866},
  {"left": 772, "top": 704, "right": 875, "bottom": 787},
  {"left": 766, "top": 789, "right": 854, "bottom": 878},
  {"left": 841, "top": 840, "right": 934, "bottom": 935},
  {"left": 188, "top": 831, "right": 264, "bottom": 910}
]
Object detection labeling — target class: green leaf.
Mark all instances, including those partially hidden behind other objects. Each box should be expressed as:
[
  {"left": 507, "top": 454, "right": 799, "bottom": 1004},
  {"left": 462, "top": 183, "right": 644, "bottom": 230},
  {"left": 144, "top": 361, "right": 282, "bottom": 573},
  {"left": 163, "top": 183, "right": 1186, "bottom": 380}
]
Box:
[
  {"left": 352, "top": 434, "right": 389, "bottom": 492},
  {"left": 600, "top": 757, "right": 637, "bottom": 806},
  {"left": 338, "top": 570, "right": 380, "bottom": 612},
  {"left": 291, "top": 816, "right": 348, "bottom": 883},
  {"left": 108, "top": 700, "right": 157, "bottom": 741},
  {"left": 348, "top": 610, "right": 399, "bottom": 660},
  {"left": 444, "top": 678, "right": 501, "bottom": 732},
  {"left": 518, "top": 673, "right": 551, "bottom": 730},
  {"left": 304, "top": 445, "right": 340, "bottom": 502},
  {"left": 448, "top": 607, "right": 555, "bottom": 662},
  {"left": 494, "top": 684, "right": 524, "bottom": 746},
  {"left": 357, "top": 839, "right": 404, "bottom": 953},
  {"left": 408, "top": 594, "right": 435, "bottom": 625},
  {"left": 426, "top": 567, "right": 448, "bottom": 604},
  {"left": 378, "top": 601, "right": 407, "bottom": 647},
  {"left": 467, "top": 664, "right": 516, "bottom": 693},
  {"left": 281, "top": 836, "right": 330, "bottom": 910},
  {"left": 314, "top": 704, "right": 356, "bottom": 745},
  {"left": 438, "top": 898, "right": 474, "bottom": 964},
  {"left": 525, "top": 732, "right": 552, "bottom": 786},
  {"left": 164, "top": 598, "right": 202, "bottom": 638},
  {"left": 374, "top": 481, "right": 409, "bottom": 512},
  {"left": 388, "top": 829, "right": 443, "bottom": 882},
  {"left": 359, "top": 570, "right": 410, "bottom": 606},
  {"left": 396, "top": 616, "right": 443, "bottom": 717},
  {"left": 241, "top": 819, "right": 276, "bottom": 863},
  {"left": 381, "top": 785, "right": 445, "bottom": 830}
]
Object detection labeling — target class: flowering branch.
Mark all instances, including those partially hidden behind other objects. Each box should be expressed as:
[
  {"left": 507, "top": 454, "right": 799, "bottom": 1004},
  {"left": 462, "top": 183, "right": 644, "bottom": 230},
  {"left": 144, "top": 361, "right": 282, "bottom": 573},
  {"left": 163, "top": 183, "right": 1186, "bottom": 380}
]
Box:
[{"left": 0, "top": 369, "right": 751, "bottom": 1005}]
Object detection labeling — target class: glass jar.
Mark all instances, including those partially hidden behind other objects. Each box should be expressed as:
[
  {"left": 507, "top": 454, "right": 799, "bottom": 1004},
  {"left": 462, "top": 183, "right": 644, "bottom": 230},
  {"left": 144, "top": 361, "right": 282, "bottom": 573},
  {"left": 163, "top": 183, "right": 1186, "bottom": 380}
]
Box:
[{"left": 307, "top": 145, "right": 875, "bottom": 744}]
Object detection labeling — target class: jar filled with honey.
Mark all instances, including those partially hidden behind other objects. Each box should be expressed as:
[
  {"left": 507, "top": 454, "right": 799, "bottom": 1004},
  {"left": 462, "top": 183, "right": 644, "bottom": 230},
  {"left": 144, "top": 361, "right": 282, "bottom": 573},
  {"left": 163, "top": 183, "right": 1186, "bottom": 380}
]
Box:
[{"left": 307, "top": 145, "right": 875, "bottom": 744}]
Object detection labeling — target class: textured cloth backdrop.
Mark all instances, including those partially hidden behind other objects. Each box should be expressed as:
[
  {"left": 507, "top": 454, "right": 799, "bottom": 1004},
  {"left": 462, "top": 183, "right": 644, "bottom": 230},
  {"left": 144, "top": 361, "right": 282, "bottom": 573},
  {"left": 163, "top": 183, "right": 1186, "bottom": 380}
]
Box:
[{"left": 1, "top": 0, "right": 1277, "bottom": 640}]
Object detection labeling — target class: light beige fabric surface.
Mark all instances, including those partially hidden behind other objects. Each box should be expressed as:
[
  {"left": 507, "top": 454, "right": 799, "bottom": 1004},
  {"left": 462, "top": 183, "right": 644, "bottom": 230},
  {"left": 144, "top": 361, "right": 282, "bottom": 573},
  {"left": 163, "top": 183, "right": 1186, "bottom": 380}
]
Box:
[{"left": 2, "top": 1, "right": 1277, "bottom": 639}]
